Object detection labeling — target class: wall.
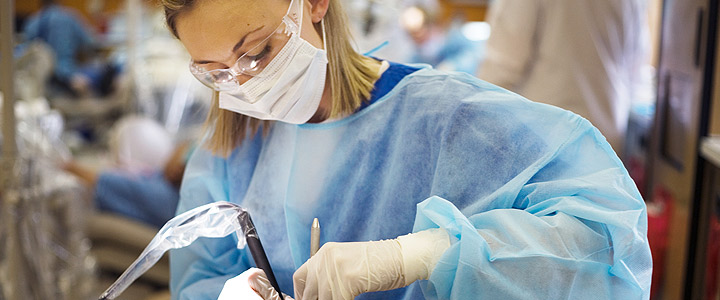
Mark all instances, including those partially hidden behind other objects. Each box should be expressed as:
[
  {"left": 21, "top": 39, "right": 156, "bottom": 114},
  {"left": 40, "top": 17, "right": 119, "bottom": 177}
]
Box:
[
  {"left": 438, "top": 0, "right": 487, "bottom": 23},
  {"left": 16, "top": 0, "right": 133, "bottom": 27}
]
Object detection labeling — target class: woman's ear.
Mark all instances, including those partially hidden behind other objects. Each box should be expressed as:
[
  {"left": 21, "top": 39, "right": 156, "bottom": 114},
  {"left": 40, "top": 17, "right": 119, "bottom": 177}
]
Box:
[{"left": 307, "top": 0, "right": 330, "bottom": 23}]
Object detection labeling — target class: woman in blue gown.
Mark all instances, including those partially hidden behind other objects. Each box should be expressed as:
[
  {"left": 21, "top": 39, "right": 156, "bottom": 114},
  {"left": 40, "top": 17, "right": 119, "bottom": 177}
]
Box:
[{"left": 161, "top": 0, "right": 652, "bottom": 299}]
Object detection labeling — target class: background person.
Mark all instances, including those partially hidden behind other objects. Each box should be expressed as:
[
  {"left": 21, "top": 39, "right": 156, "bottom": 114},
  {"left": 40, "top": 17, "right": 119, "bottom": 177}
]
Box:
[
  {"left": 61, "top": 116, "right": 191, "bottom": 228},
  {"left": 401, "top": 5, "right": 482, "bottom": 74},
  {"left": 23, "top": 0, "right": 118, "bottom": 98},
  {"left": 477, "top": 0, "right": 650, "bottom": 155}
]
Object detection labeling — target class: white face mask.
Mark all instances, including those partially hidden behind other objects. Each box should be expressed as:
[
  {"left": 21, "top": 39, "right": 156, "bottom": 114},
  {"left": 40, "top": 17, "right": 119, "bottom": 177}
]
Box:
[{"left": 218, "top": 23, "right": 329, "bottom": 124}]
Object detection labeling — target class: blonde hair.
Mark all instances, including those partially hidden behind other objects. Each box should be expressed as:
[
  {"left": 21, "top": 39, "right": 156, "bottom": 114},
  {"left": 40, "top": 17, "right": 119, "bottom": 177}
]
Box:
[{"left": 162, "top": 0, "right": 380, "bottom": 156}]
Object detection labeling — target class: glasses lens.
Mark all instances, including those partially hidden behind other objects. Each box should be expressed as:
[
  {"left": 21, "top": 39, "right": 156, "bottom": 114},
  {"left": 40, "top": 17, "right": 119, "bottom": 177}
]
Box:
[
  {"left": 233, "top": 17, "right": 296, "bottom": 77},
  {"left": 189, "top": 64, "right": 233, "bottom": 91}
]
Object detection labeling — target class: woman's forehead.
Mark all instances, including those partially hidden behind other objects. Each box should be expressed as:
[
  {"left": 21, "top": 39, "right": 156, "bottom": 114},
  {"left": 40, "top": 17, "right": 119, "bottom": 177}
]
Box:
[{"left": 175, "top": 0, "right": 287, "bottom": 60}]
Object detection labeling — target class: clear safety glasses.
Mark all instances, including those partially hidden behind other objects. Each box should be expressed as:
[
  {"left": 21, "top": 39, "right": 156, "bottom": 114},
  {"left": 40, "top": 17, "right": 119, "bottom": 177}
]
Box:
[{"left": 189, "top": 0, "right": 302, "bottom": 91}]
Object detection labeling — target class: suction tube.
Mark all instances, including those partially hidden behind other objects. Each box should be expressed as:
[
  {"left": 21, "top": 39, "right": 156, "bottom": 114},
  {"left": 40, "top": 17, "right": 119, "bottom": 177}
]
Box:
[{"left": 238, "top": 210, "right": 283, "bottom": 296}]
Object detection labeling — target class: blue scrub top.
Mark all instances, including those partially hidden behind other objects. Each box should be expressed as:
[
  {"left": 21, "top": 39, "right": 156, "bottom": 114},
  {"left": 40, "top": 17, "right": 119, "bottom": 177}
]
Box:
[
  {"left": 23, "top": 4, "right": 95, "bottom": 81},
  {"left": 357, "top": 61, "right": 420, "bottom": 111}
]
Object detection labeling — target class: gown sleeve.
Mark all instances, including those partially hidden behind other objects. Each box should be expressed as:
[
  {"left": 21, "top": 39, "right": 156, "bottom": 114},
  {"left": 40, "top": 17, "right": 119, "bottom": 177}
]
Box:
[
  {"left": 169, "top": 146, "right": 253, "bottom": 300},
  {"left": 415, "top": 100, "right": 651, "bottom": 299}
]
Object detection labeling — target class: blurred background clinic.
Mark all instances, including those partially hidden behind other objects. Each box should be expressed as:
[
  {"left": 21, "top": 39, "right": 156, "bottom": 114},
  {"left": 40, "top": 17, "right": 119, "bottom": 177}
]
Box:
[{"left": 0, "top": 0, "right": 719, "bottom": 299}]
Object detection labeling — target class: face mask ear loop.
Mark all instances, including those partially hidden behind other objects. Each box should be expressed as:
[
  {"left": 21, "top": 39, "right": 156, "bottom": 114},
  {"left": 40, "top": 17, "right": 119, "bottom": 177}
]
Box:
[{"left": 321, "top": 18, "right": 327, "bottom": 50}]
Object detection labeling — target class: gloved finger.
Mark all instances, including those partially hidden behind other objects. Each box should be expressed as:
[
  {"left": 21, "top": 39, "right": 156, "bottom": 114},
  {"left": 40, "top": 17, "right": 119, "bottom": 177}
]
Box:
[
  {"left": 305, "top": 261, "right": 322, "bottom": 300},
  {"left": 293, "top": 262, "right": 308, "bottom": 300},
  {"left": 318, "top": 265, "right": 336, "bottom": 300},
  {"left": 248, "top": 269, "right": 282, "bottom": 300},
  {"left": 315, "top": 245, "right": 348, "bottom": 300},
  {"left": 294, "top": 257, "right": 323, "bottom": 300},
  {"left": 217, "top": 268, "right": 264, "bottom": 300}
]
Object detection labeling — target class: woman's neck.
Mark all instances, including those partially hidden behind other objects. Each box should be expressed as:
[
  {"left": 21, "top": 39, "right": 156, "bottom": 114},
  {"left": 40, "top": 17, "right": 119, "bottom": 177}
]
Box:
[{"left": 307, "top": 58, "right": 384, "bottom": 123}]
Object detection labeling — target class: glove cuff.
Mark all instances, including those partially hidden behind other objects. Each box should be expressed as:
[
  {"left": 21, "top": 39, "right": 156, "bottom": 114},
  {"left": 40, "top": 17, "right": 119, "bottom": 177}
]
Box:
[{"left": 397, "top": 228, "right": 451, "bottom": 286}]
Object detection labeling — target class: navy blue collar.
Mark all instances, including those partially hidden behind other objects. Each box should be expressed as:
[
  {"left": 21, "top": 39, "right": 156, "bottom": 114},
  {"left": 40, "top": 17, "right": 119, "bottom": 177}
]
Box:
[{"left": 356, "top": 61, "right": 421, "bottom": 112}]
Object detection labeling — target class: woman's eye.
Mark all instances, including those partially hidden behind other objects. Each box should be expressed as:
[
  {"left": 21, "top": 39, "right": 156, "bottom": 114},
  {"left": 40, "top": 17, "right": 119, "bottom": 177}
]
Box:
[{"left": 247, "top": 45, "right": 271, "bottom": 61}]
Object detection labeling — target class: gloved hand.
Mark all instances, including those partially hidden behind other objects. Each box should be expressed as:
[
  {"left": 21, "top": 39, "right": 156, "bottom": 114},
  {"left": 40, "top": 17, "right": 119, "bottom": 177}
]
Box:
[
  {"left": 218, "top": 268, "right": 293, "bottom": 300},
  {"left": 292, "top": 228, "right": 451, "bottom": 300}
]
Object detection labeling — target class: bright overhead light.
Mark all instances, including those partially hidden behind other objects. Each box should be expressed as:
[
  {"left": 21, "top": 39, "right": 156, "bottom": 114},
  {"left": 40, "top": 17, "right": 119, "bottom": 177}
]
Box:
[{"left": 462, "top": 22, "right": 491, "bottom": 41}]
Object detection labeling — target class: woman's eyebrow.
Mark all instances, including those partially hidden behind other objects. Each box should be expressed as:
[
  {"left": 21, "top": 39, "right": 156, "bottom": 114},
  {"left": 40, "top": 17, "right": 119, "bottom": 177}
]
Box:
[{"left": 233, "top": 25, "right": 266, "bottom": 52}]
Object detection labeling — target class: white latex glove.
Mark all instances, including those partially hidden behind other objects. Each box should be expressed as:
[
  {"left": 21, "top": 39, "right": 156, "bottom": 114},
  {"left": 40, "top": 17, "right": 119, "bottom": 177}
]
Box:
[
  {"left": 293, "top": 228, "right": 451, "bottom": 300},
  {"left": 218, "top": 268, "right": 293, "bottom": 300}
]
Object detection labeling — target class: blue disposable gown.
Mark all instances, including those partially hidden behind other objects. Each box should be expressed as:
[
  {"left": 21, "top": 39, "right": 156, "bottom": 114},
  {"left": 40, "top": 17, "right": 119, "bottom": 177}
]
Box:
[{"left": 170, "top": 65, "right": 652, "bottom": 299}]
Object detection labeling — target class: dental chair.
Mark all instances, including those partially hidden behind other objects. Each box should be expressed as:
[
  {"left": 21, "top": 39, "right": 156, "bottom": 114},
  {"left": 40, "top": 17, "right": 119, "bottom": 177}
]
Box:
[{"left": 89, "top": 213, "right": 171, "bottom": 300}]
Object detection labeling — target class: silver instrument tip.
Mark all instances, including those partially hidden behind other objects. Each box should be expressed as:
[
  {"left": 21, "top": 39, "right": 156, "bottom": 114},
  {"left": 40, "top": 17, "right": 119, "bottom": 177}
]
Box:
[
  {"left": 310, "top": 218, "right": 320, "bottom": 257},
  {"left": 312, "top": 218, "right": 319, "bottom": 229}
]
